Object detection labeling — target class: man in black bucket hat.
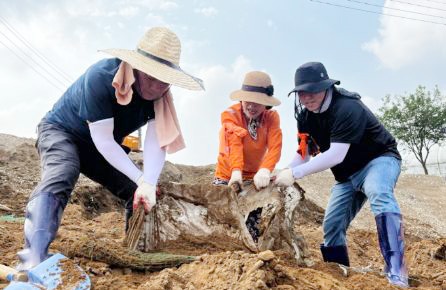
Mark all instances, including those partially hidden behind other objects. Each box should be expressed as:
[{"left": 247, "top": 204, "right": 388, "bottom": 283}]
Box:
[
  {"left": 275, "top": 62, "right": 409, "bottom": 288},
  {"left": 289, "top": 62, "right": 340, "bottom": 94}
]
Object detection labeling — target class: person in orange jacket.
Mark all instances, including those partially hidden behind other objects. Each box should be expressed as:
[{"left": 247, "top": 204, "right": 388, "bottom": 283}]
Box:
[{"left": 214, "top": 71, "right": 282, "bottom": 191}]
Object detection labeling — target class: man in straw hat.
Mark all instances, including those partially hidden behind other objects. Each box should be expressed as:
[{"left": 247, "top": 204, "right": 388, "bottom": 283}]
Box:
[
  {"left": 213, "top": 71, "right": 282, "bottom": 241},
  {"left": 16, "top": 26, "right": 204, "bottom": 271},
  {"left": 274, "top": 62, "right": 408, "bottom": 287}
]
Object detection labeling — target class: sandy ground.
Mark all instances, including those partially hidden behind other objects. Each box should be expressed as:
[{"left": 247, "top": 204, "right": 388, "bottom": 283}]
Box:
[{"left": 0, "top": 133, "right": 445, "bottom": 290}]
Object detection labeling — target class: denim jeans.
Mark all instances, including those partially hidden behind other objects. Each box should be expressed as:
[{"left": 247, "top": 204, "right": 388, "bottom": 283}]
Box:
[{"left": 323, "top": 156, "right": 402, "bottom": 246}]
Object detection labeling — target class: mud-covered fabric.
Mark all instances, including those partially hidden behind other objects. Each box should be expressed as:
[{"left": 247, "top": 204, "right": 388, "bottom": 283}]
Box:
[
  {"left": 44, "top": 58, "right": 154, "bottom": 143},
  {"left": 297, "top": 88, "right": 400, "bottom": 182}
]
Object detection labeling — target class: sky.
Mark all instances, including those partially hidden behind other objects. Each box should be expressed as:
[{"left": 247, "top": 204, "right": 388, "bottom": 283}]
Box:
[{"left": 0, "top": 0, "right": 445, "bottom": 172}]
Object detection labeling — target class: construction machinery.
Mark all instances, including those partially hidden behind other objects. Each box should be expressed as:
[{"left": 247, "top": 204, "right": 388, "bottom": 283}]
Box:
[{"left": 122, "top": 129, "right": 142, "bottom": 152}]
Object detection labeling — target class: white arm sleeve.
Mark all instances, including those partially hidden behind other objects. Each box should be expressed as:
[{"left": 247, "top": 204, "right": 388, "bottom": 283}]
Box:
[
  {"left": 89, "top": 118, "right": 142, "bottom": 183},
  {"left": 291, "top": 143, "right": 350, "bottom": 179},
  {"left": 142, "top": 120, "right": 166, "bottom": 185},
  {"left": 288, "top": 146, "right": 310, "bottom": 168}
]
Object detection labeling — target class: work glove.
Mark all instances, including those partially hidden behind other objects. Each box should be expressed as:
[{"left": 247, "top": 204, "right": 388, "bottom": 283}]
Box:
[
  {"left": 134, "top": 176, "right": 156, "bottom": 214},
  {"left": 253, "top": 168, "right": 271, "bottom": 190},
  {"left": 228, "top": 170, "right": 243, "bottom": 188},
  {"left": 274, "top": 168, "right": 295, "bottom": 187}
]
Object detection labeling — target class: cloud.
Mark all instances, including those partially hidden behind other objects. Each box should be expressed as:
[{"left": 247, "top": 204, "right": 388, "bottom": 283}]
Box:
[
  {"left": 361, "top": 95, "right": 382, "bottom": 114},
  {"left": 166, "top": 55, "right": 298, "bottom": 167},
  {"left": 142, "top": 13, "right": 168, "bottom": 28},
  {"left": 194, "top": 7, "right": 218, "bottom": 17},
  {"left": 267, "top": 19, "right": 276, "bottom": 29},
  {"left": 117, "top": 6, "right": 140, "bottom": 17},
  {"left": 4, "top": 1, "right": 175, "bottom": 21},
  {"left": 135, "top": 0, "right": 179, "bottom": 11},
  {"left": 362, "top": 0, "right": 446, "bottom": 69},
  {"left": 167, "top": 55, "right": 253, "bottom": 165},
  {"left": 0, "top": 0, "right": 173, "bottom": 139},
  {"left": 0, "top": 101, "right": 50, "bottom": 138}
]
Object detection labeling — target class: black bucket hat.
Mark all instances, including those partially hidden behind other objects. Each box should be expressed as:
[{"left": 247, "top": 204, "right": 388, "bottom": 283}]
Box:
[{"left": 288, "top": 62, "right": 340, "bottom": 95}]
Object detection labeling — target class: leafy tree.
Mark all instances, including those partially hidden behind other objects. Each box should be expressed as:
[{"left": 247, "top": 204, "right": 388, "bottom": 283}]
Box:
[{"left": 379, "top": 85, "right": 446, "bottom": 175}]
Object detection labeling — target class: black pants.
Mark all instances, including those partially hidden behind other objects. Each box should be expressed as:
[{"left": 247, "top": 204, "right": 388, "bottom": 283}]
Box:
[{"left": 32, "top": 121, "right": 136, "bottom": 210}]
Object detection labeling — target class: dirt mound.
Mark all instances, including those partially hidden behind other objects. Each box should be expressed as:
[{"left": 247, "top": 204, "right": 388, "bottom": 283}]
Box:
[{"left": 0, "top": 133, "right": 445, "bottom": 289}]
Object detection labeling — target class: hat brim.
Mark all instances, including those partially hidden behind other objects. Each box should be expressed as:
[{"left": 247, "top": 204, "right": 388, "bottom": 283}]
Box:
[
  {"left": 288, "top": 79, "right": 340, "bottom": 95},
  {"left": 230, "top": 90, "right": 281, "bottom": 106},
  {"left": 100, "top": 49, "right": 204, "bottom": 91}
]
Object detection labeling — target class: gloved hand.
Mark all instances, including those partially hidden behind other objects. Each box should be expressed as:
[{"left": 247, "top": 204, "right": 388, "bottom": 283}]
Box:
[
  {"left": 228, "top": 170, "right": 243, "bottom": 188},
  {"left": 134, "top": 176, "right": 157, "bottom": 213},
  {"left": 274, "top": 168, "right": 295, "bottom": 187},
  {"left": 253, "top": 168, "right": 271, "bottom": 190}
]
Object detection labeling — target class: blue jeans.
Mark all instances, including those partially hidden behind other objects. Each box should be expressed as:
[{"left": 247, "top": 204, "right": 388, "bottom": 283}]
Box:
[{"left": 323, "top": 156, "right": 402, "bottom": 246}]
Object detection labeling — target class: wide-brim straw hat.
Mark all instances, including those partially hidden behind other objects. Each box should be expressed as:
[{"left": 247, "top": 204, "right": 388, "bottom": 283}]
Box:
[
  {"left": 288, "top": 62, "right": 339, "bottom": 95},
  {"left": 100, "top": 27, "right": 204, "bottom": 91},
  {"left": 230, "top": 71, "right": 280, "bottom": 106}
]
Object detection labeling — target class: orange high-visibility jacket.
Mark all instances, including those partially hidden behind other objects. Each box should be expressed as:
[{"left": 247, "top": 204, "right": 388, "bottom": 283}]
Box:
[{"left": 215, "top": 103, "right": 282, "bottom": 180}]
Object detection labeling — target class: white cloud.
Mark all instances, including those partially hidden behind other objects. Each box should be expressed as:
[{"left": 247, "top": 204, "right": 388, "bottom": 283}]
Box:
[
  {"left": 362, "top": 0, "right": 446, "bottom": 69},
  {"left": 128, "top": 0, "right": 179, "bottom": 11},
  {"left": 168, "top": 55, "right": 299, "bottom": 168},
  {"left": 361, "top": 95, "right": 383, "bottom": 114},
  {"left": 0, "top": 98, "right": 54, "bottom": 138},
  {"left": 158, "top": 1, "right": 179, "bottom": 10},
  {"left": 104, "top": 0, "right": 179, "bottom": 13},
  {"left": 194, "top": 7, "right": 218, "bottom": 17},
  {"left": 45, "top": 0, "right": 175, "bottom": 18},
  {"left": 267, "top": 19, "right": 276, "bottom": 29},
  {"left": 167, "top": 55, "right": 253, "bottom": 165},
  {"left": 142, "top": 13, "right": 167, "bottom": 28},
  {"left": 118, "top": 6, "right": 140, "bottom": 17},
  {"left": 0, "top": 0, "right": 172, "bottom": 139}
]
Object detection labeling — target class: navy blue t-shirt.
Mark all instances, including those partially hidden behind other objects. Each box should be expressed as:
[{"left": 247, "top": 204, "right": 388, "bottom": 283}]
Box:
[
  {"left": 44, "top": 58, "right": 154, "bottom": 143},
  {"left": 298, "top": 88, "right": 401, "bottom": 182}
]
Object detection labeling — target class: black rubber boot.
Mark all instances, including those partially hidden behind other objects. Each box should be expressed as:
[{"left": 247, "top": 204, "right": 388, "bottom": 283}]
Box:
[{"left": 320, "top": 244, "right": 350, "bottom": 267}]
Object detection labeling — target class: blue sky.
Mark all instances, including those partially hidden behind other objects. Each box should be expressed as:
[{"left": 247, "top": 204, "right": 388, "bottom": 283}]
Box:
[{"left": 0, "top": 0, "right": 445, "bottom": 169}]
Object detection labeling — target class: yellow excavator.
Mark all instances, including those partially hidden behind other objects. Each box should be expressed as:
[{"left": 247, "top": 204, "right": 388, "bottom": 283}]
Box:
[{"left": 122, "top": 129, "right": 142, "bottom": 152}]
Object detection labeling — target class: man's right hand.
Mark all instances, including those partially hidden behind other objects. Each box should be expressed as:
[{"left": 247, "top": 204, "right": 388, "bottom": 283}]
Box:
[
  {"left": 228, "top": 170, "right": 243, "bottom": 188},
  {"left": 133, "top": 177, "right": 156, "bottom": 213},
  {"left": 274, "top": 168, "right": 295, "bottom": 187}
]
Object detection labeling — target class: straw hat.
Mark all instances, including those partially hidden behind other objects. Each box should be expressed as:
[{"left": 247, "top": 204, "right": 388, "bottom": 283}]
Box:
[
  {"left": 100, "top": 27, "right": 204, "bottom": 91},
  {"left": 230, "top": 71, "right": 280, "bottom": 106}
]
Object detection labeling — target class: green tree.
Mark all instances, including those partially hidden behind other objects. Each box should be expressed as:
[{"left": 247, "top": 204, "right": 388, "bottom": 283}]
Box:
[{"left": 379, "top": 85, "right": 446, "bottom": 175}]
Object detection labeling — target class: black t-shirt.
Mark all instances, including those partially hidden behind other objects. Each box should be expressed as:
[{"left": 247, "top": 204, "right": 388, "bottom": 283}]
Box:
[
  {"left": 44, "top": 58, "right": 155, "bottom": 143},
  {"left": 298, "top": 88, "right": 401, "bottom": 182}
]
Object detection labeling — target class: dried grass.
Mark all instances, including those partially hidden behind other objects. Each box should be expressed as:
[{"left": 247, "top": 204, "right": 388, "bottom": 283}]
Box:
[{"left": 123, "top": 204, "right": 145, "bottom": 250}]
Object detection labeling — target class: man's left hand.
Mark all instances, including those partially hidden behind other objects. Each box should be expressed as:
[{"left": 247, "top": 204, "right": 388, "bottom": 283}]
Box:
[{"left": 253, "top": 168, "right": 271, "bottom": 190}]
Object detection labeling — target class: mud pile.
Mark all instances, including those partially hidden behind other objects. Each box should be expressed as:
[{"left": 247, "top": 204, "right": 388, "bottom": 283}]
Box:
[{"left": 0, "top": 133, "right": 445, "bottom": 290}]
